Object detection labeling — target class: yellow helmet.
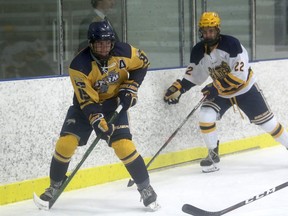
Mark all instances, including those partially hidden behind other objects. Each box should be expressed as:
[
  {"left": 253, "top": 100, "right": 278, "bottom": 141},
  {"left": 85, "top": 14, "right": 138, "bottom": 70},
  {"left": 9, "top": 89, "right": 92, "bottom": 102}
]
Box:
[{"left": 199, "top": 12, "right": 221, "bottom": 28}]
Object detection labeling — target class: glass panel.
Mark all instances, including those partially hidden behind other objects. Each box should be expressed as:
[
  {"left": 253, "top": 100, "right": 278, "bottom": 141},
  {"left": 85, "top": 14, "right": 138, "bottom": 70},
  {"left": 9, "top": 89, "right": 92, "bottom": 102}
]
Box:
[
  {"left": 63, "top": 0, "right": 123, "bottom": 74},
  {"left": 183, "top": 0, "right": 194, "bottom": 66},
  {"left": 126, "top": 0, "right": 180, "bottom": 69},
  {"left": 0, "top": 0, "right": 286, "bottom": 80},
  {"left": 204, "top": 0, "right": 252, "bottom": 58},
  {"left": 256, "top": 0, "right": 288, "bottom": 59},
  {"left": 0, "top": 0, "right": 58, "bottom": 79}
]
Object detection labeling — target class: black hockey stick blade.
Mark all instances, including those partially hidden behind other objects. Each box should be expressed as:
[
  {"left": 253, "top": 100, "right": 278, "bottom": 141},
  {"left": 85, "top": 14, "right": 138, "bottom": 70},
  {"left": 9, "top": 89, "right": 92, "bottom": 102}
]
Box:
[
  {"left": 127, "top": 179, "right": 135, "bottom": 187},
  {"left": 182, "top": 181, "right": 288, "bottom": 216},
  {"left": 182, "top": 204, "right": 222, "bottom": 216}
]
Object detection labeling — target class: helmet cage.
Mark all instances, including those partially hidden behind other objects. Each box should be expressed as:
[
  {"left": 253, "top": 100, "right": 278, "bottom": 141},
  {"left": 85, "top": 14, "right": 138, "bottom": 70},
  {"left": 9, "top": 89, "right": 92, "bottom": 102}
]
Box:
[{"left": 88, "top": 21, "right": 116, "bottom": 62}]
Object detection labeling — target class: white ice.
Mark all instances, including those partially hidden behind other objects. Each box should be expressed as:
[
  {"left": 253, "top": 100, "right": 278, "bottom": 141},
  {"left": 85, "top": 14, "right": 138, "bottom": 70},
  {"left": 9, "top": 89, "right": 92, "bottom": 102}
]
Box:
[{"left": 2, "top": 145, "right": 288, "bottom": 216}]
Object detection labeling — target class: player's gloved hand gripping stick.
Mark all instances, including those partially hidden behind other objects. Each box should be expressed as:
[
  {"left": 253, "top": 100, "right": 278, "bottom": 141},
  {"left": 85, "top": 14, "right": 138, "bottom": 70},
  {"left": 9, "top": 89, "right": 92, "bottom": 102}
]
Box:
[{"left": 33, "top": 104, "right": 123, "bottom": 210}]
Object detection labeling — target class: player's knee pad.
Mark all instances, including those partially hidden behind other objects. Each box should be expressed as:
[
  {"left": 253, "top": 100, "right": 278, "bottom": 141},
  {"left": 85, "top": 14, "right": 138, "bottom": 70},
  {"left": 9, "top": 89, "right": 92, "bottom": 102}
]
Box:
[
  {"left": 111, "top": 139, "right": 139, "bottom": 165},
  {"left": 199, "top": 107, "right": 218, "bottom": 123},
  {"left": 199, "top": 108, "right": 218, "bottom": 148},
  {"left": 259, "top": 117, "right": 284, "bottom": 139},
  {"left": 199, "top": 107, "right": 217, "bottom": 133},
  {"left": 54, "top": 135, "right": 78, "bottom": 163}
]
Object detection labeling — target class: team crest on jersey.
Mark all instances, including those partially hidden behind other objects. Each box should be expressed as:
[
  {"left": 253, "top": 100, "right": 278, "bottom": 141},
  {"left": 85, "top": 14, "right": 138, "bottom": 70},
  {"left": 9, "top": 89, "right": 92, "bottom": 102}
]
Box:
[
  {"left": 73, "top": 77, "right": 86, "bottom": 88},
  {"left": 209, "top": 61, "right": 231, "bottom": 80},
  {"left": 94, "top": 71, "right": 119, "bottom": 93}
]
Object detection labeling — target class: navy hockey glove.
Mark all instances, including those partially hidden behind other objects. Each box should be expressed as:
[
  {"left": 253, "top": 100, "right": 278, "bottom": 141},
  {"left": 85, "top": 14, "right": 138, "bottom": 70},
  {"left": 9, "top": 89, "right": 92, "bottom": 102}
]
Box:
[
  {"left": 119, "top": 81, "right": 139, "bottom": 111},
  {"left": 91, "top": 113, "right": 115, "bottom": 141},
  {"left": 164, "top": 79, "right": 185, "bottom": 104},
  {"left": 201, "top": 83, "right": 219, "bottom": 100}
]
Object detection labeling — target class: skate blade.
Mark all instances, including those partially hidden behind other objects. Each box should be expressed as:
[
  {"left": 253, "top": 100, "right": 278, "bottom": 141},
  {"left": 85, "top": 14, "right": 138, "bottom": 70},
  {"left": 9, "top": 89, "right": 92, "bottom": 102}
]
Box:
[
  {"left": 33, "top": 192, "right": 50, "bottom": 210},
  {"left": 147, "top": 201, "right": 161, "bottom": 211},
  {"left": 202, "top": 165, "right": 220, "bottom": 173}
]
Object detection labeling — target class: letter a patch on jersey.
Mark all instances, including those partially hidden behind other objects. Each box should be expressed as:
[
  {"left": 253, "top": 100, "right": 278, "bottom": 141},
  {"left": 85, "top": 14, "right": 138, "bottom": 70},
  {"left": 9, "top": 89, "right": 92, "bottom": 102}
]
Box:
[{"left": 119, "top": 60, "right": 126, "bottom": 69}]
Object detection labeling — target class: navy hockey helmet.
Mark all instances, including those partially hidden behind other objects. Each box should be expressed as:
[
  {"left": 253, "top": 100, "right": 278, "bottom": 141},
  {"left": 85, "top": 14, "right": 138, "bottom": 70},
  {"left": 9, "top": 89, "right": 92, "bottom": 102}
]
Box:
[{"left": 87, "top": 20, "right": 116, "bottom": 43}]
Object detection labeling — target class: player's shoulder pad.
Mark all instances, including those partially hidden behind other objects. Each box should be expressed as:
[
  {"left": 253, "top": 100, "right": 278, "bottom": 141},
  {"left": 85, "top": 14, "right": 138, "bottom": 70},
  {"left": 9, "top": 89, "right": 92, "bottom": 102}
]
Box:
[
  {"left": 190, "top": 41, "right": 205, "bottom": 64},
  {"left": 112, "top": 42, "right": 132, "bottom": 59},
  {"left": 217, "top": 35, "right": 243, "bottom": 57},
  {"left": 70, "top": 47, "right": 93, "bottom": 75}
]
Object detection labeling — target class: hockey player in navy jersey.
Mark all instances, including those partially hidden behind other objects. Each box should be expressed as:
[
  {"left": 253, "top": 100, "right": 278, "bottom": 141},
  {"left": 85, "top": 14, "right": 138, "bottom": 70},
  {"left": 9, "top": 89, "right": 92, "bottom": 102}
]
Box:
[
  {"left": 164, "top": 12, "right": 288, "bottom": 173},
  {"left": 39, "top": 20, "right": 159, "bottom": 210}
]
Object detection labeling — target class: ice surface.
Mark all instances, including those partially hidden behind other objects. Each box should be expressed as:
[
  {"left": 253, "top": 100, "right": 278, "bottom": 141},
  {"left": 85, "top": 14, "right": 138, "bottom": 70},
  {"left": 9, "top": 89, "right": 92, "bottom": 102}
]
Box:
[{"left": 1, "top": 145, "right": 288, "bottom": 216}]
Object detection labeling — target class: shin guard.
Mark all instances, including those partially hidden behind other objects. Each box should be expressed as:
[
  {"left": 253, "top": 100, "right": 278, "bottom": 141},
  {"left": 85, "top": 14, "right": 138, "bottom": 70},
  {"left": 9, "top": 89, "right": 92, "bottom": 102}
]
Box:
[{"left": 112, "top": 139, "right": 148, "bottom": 184}]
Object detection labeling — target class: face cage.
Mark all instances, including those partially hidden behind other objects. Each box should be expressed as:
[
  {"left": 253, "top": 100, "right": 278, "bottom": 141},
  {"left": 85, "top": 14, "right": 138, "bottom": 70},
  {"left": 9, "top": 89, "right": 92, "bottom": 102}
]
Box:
[
  {"left": 90, "top": 40, "right": 115, "bottom": 61},
  {"left": 198, "top": 27, "right": 220, "bottom": 46}
]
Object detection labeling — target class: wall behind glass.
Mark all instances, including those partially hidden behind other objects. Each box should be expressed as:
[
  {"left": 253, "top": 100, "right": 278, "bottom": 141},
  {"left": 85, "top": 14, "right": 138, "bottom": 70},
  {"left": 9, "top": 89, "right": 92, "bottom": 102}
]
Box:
[
  {"left": 0, "top": 0, "right": 287, "bottom": 81},
  {"left": 205, "top": 0, "right": 252, "bottom": 57},
  {"left": 62, "top": 0, "right": 123, "bottom": 74},
  {"left": 126, "top": 0, "right": 182, "bottom": 69},
  {"left": 0, "top": 0, "right": 58, "bottom": 79},
  {"left": 256, "top": 0, "right": 288, "bottom": 59},
  {"left": 183, "top": 0, "right": 194, "bottom": 66}
]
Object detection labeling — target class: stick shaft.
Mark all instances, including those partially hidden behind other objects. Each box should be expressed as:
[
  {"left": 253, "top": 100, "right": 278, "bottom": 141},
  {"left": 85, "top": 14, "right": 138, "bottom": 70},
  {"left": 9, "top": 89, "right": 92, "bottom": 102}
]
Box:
[
  {"left": 146, "top": 96, "right": 206, "bottom": 168},
  {"left": 49, "top": 105, "right": 123, "bottom": 209},
  {"left": 127, "top": 97, "right": 206, "bottom": 187}
]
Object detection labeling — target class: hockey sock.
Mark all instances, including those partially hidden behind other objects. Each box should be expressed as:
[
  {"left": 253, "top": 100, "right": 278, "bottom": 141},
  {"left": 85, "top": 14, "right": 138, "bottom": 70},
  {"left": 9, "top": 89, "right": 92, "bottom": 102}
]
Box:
[{"left": 50, "top": 157, "right": 69, "bottom": 182}]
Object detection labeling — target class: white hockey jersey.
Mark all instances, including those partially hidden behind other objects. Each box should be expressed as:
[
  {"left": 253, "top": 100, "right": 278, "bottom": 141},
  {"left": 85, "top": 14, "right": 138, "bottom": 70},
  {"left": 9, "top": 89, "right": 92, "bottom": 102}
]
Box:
[{"left": 183, "top": 34, "right": 255, "bottom": 98}]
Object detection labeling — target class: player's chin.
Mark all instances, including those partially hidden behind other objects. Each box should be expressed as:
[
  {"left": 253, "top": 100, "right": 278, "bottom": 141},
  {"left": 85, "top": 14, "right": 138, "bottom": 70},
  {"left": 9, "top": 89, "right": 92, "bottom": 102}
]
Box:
[{"left": 96, "top": 54, "right": 110, "bottom": 61}]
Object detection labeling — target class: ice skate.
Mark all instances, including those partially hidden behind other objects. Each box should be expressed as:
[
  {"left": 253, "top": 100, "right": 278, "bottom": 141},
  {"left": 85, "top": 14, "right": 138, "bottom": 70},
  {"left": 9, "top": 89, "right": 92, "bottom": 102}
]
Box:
[
  {"left": 40, "top": 180, "right": 62, "bottom": 201},
  {"left": 138, "top": 185, "right": 160, "bottom": 211},
  {"left": 200, "top": 144, "right": 220, "bottom": 173}
]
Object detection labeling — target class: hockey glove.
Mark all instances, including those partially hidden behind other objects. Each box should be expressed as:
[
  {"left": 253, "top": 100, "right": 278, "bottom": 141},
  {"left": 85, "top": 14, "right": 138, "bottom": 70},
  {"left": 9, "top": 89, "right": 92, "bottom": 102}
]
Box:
[
  {"left": 91, "top": 113, "right": 115, "bottom": 141},
  {"left": 164, "top": 79, "right": 185, "bottom": 104},
  {"left": 201, "top": 83, "right": 219, "bottom": 100},
  {"left": 119, "top": 80, "right": 139, "bottom": 111}
]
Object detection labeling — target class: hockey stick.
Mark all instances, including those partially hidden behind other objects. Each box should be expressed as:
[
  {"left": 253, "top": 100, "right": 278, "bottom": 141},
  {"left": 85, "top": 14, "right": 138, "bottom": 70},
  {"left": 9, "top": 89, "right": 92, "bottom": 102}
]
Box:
[
  {"left": 127, "top": 96, "right": 206, "bottom": 187},
  {"left": 33, "top": 104, "right": 123, "bottom": 210},
  {"left": 182, "top": 181, "right": 288, "bottom": 216}
]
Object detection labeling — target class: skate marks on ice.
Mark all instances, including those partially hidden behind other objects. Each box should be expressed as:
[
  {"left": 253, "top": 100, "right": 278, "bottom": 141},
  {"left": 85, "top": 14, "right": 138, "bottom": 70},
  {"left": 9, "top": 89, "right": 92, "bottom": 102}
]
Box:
[{"left": 2, "top": 146, "right": 288, "bottom": 215}]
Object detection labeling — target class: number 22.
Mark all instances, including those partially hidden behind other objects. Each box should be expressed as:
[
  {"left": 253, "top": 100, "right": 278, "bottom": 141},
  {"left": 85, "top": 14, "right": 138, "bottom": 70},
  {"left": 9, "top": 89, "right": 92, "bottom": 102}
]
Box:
[{"left": 234, "top": 62, "right": 244, "bottom": 71}]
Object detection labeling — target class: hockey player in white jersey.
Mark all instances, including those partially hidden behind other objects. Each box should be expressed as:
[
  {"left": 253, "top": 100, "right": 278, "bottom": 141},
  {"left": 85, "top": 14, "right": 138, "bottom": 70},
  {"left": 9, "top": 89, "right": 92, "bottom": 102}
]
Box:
[{"left": 164, "top": 12, "right": 288, "bottom": 173}]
